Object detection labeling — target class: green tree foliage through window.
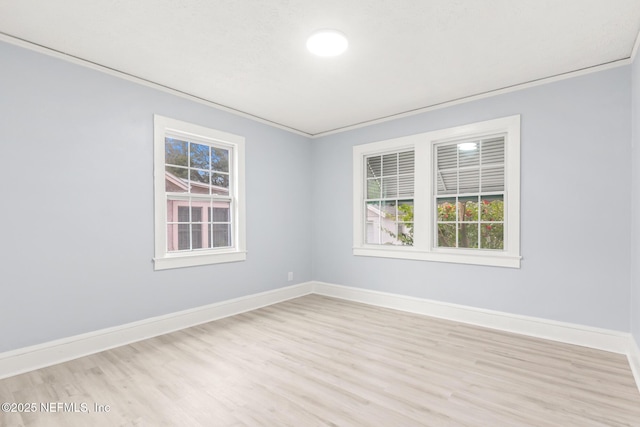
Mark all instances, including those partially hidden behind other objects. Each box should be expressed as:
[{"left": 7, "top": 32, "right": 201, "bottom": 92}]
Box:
[
  {"left": 385, "top": 203, "right": 414, "bottom": 245},
  {"left": 384, "top": 198, "right": 504, "bottom": 249},
  {"left": 437, "top": 197, "right": 504, "bottom": 249},
  {"left": 165, "top": 138, "right": 230, "bottom": 191}
]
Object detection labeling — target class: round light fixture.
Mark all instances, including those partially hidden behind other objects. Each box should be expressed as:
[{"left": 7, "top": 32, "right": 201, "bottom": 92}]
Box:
[{"left": 306, "top": 29, "right": 348, "bottom": 57}]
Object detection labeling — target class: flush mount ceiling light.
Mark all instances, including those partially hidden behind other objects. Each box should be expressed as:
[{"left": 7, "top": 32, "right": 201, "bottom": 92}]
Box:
[{"left": 306, "top": 29, "right": 348, "bottom": 57}]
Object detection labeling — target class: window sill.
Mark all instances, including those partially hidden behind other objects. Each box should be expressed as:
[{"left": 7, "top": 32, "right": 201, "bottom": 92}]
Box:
[
  {"left": 353, "top": 246, "right": 521, "bottom": 268},
  {"left": 154, "top": 250, "right": 247, "bottom": 271}
]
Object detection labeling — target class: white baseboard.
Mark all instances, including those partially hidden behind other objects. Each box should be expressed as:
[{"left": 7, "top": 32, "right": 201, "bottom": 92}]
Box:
[
  {"left": 311, "top": 281, "right": 632, "bottom": 355},
  {"left": 0, "top": 282, "right": 313, "bottom": 380},
  {"left": 313, "top": 282, "right": 640, "bottom": 391},
  {"left": 2, "top": 280, "right": 638, "bottom": 394},
  {"left": 312, "top": 281, "right": 640, "bottom": 393},
  {"left": 629, "top": 336, "right": 640, "bottom": 394}
]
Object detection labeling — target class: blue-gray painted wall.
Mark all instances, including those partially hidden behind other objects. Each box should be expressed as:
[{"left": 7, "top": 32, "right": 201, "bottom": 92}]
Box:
[
  {"left": 632, "top": 57, "right": 640, "bottom": 346},
  {"left": 0, "top": 41, "right": 313, "bottom": 352},
  {"left": 312, "top": 66, "right": 632, "bottom": 332},
  {"left": 0, "top": 38, "right": 637, "bottom": 352}
]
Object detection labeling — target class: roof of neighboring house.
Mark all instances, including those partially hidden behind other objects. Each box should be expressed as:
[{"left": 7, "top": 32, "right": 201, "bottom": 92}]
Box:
[{"left": 165, "top": 171, "right": 229, "bottom": 196}]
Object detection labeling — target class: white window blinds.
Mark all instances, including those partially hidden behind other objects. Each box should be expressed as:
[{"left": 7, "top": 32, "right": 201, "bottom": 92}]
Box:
[
  {"left": 436, "top": 136, "right": 505, "bottom": 196},
  {"left": 434, "top": 136, "right": 506, "bottom": 250},
  {"left": 365, "top": 150, "right": 415, "bottom": 246},
  {"left": 366, "top": 151, "right": 415, "bottom": 199}
]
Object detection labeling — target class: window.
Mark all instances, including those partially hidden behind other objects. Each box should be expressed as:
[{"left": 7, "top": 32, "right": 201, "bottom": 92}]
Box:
[
  {"left": 177, "top": 206, "right": 202, "bottom": 250},
  {"left": 154, "top": 115, "right": 246, "bottom": 270},
  {"left": 353, "top": 116, "right": 520, "bottom": 268},
  {"left": 365, "top": 151, "right": 415, "bottom": 245},
  {"left": 435, "top": 136, "right": 505, "bottom": 250}
]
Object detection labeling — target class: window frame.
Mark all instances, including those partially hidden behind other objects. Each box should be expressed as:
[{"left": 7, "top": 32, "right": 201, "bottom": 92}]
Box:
[
  {"left": 353, "top": 115, "right": 521, "bottom": 268},
  {"left": 363, "top": 150, "right": 415, "bottom": 246},
  {"left": 153, "top": 115, "right": 246, "bottom": 270}
]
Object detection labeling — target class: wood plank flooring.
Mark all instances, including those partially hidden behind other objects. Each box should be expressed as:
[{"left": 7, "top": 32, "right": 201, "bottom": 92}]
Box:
[{"left": 1, "top": 294, "right": 639, "bottom": 426}]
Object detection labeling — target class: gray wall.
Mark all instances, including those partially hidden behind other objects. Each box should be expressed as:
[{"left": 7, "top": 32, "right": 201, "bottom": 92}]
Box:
[
  {"left": 632, "top": 58, "right": 640, "bottom": 345},
  {"left": 1, "top": 38, "right": 637, "bottom": 354},
  {"left": 312, "top": 66, "right": 632, "bottom": 332},
  {"left": 0, "top": 41, "right": 313, "bottom": 352}
]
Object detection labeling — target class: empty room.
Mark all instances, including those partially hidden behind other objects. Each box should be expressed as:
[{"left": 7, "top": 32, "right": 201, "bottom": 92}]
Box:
[{"left": 2, "top": 1, "right": 640, "bottom": 425}]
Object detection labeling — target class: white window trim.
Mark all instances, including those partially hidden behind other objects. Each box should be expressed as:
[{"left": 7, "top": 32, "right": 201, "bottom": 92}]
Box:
[
  {"left": 353, "top": 115, "right": 521, "bottom": 268},
  {"left": 153, "top": 115, "right": 246, "bottom": 270}
]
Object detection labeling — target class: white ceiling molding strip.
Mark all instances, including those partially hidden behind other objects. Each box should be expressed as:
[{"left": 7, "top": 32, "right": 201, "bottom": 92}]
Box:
[
  {"left": 0, "top": 32, "right": 632, "bottom": 140},
  {"left": 0, "top": 32, "right": 313, "bottom": 138},
  {"left": 311, "top": 58, "right": 632, "bottom": 139}
]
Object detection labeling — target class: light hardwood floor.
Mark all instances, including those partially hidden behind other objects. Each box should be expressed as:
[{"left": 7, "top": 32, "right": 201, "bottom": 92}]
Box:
[{"left": 1, "top": 295, "right": 639, "bottom": 426}]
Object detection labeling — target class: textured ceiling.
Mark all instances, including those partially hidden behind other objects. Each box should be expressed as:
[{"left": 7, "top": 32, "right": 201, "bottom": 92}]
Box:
[{"left": 1, "top": 0, "right": 640, "bottom": 136}]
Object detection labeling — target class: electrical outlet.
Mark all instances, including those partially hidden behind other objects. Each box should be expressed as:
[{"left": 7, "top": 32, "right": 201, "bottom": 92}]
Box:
[{"left": 287, "top": 272, "right": 293, "bottom": 281}]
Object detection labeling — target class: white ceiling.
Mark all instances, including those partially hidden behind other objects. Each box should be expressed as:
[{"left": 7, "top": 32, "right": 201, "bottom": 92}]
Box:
[{"left": 2, "top": 0, "right": 640, "bottom": 136}]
